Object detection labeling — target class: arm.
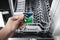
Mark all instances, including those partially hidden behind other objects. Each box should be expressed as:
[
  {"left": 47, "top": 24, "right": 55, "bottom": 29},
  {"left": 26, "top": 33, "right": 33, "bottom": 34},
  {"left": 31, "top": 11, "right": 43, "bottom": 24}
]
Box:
[{"left": 0, "top": 13, "right": 24, "bottom": 40}]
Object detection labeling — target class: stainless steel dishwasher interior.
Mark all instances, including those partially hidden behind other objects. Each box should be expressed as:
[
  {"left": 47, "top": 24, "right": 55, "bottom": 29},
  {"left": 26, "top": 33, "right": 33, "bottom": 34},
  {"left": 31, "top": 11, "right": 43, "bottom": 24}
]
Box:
[
  {"left": 13, "top": 0, "right": 52, "bottom": 33},
  {"left": 8, "top": 0, "right": 53, "bottom": 38}
]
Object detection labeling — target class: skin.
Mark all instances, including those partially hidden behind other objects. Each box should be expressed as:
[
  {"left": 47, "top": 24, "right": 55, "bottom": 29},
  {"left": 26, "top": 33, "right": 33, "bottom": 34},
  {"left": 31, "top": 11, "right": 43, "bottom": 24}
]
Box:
[{"left": 0, "top": 12, "right": 25, "bottom": 40}]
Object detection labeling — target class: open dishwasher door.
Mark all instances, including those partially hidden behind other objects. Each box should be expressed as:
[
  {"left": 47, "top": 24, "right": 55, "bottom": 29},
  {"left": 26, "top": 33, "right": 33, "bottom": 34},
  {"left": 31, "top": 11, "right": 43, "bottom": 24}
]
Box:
[{"left": 9, "top": 0, "right": 53, "bottom": 38}]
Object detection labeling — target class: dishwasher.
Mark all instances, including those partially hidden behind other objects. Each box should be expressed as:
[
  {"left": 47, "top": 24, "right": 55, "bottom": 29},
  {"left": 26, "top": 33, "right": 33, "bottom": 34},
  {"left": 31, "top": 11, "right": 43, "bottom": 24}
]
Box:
[
  {"left": 0, "top": 0, "right": 54, "bottom": 39},
  {"left": 8, "top": 0, "right": 53, "bottom": 38}
]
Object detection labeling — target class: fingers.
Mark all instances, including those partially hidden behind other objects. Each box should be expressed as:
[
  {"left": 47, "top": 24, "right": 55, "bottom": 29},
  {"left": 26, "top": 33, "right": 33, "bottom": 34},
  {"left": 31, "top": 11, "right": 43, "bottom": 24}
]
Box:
[
  {"left": 16, "top": 13, "right": 24, "bottom": 24},
  {"left": 13, "top": 12, "right": 24, "bottom": 21},
  {"left": 7, "top": 12, "right": 25, "bottom": 29},
  {"left": 18, "top": 13, "right": 24, "bottom": 21},
  {"left": 17, "top": 22, "right": 26, "bottom": 29},
  {"left": 9, "top": 13, "right": 24, "bottom": 21},
  {"left": 10, "top": 16, "right": 19, "bottom": 21}
]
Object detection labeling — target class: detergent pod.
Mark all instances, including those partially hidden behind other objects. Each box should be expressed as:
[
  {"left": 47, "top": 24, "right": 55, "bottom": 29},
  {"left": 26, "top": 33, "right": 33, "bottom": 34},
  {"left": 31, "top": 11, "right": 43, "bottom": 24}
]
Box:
[{"left": 24, "top": 12, "right": 33, "bottom": 23}]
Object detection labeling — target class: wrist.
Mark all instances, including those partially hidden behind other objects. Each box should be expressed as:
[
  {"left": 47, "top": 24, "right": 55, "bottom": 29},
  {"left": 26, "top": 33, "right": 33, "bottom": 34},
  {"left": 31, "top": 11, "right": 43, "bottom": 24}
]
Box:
[{"left": 0, "top": 26, "right": 12, "bottom": 40}]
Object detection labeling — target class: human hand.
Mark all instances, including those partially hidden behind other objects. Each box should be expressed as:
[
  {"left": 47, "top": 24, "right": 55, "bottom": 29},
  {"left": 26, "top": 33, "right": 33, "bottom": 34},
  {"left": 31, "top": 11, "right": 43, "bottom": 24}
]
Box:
[
  {"left": 0, "top": 12, "right": 25, "bottom": 40},
  {"left": 5, "top": 12, "right": 24, "bottom": 32}
]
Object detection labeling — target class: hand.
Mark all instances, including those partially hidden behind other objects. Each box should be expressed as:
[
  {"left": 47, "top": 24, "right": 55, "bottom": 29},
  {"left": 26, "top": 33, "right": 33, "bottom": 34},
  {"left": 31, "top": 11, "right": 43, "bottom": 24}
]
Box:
[
  {"left": 0, "top": 12, "right": 25, "bottom": 40},
  {"left": 5, "top": 12, "right": 24, "bottom": 32}
]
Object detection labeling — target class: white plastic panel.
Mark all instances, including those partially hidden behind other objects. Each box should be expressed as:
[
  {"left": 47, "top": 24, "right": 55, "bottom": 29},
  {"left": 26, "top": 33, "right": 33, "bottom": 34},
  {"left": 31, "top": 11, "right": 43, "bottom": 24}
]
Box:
[{"left": 0, "top": 12, "right": 4, "bottom": 27}]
